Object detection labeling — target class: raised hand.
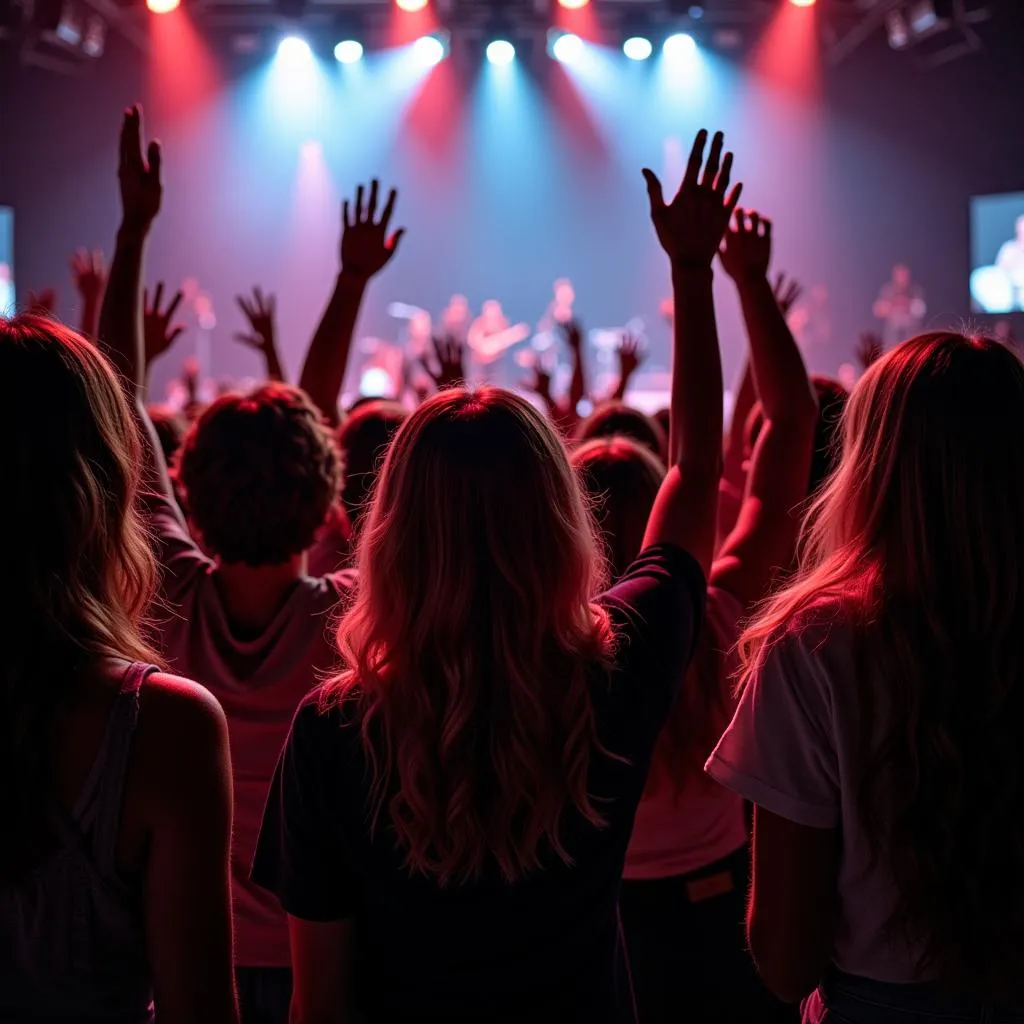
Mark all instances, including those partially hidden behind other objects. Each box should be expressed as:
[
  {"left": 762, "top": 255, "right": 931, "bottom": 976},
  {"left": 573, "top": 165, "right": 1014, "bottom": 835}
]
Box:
[
  {"left": 855, "top": 331, "right": 884, "bottom": 372},
  {"left": 71, "top": 249, "right": 107, "bottom": 305},
  {"left": 235, "top": 286, "right": 284, "bottom": 381},
  {"left": 118, "top": 105, "right": 162, "bottom": 232},
  {"left": 27, "top": 288, "right": 57, "bottom": 316},
  {"left": 341, "top": 180, "right": 405, "bottom": 280},
  {"left": 642, "top": 129, "right": 742, "bottom": 269},
  {"left": 772, "top": 272, "right": 802, "bottom": 317},
  {"left": 419, "top": 334, "right": 465, "bottom": 390},
  {"left": 144, "top": 282, "right": 185, "bottom": 367},
  {"left": 235, "top": 287, "right": 276, "bottom": 355},
  {"left": 618, "top": 332, "right": 646, "bottom": 380},
  {"left": 720, "top": 208, "right": 772, "bottom": 282}
]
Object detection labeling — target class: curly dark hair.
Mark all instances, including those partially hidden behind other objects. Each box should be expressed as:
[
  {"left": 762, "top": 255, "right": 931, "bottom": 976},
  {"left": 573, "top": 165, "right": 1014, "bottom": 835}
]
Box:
[
  {"left": 177, "top": 383, "right": 342, "bottom": 566},
  {"left": 337, "top": 399, "right": 407, "bottom": 532},
  {"left": 574, "top": 401, "right": 667, "bottom": 462}
]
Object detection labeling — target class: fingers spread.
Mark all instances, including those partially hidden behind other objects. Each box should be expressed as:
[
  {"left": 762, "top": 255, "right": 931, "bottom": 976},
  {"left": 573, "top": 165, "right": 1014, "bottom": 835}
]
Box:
[
  {"left": 683, "top": 129, "right": 708, "bottom": 189},
  {"left": 641, "top": 169, "right": 665, "bottom": 214}
]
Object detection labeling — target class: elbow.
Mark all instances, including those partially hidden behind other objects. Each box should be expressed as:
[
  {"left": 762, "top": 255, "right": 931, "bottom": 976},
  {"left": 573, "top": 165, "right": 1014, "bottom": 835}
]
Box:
[{"left": 748, "top": 920, "right": 824, "bottom": 1005}]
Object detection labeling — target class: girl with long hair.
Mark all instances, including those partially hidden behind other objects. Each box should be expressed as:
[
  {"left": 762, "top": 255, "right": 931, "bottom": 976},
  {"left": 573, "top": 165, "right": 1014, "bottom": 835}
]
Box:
[
  {"left": 0, "top": 315, "right": 237, "bottom": 1023},
  {"left": 578, "top": 211, "right": 818, "bottom": 1022},
  {"left": 708, "top": 332, "right": 1024, "bottom": 1020},
  {"left": 252, "top": 129, "right": 740, "bottom": 1023}
]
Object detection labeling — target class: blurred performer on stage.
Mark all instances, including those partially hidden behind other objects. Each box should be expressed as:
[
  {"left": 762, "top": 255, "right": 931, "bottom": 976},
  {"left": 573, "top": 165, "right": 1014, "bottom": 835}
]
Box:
[
  {"left": 467, "top": 299, "right": 530, "bottom": 387},
  {"left": 873, "top": 263, "right": 926, "bottom": 346}
]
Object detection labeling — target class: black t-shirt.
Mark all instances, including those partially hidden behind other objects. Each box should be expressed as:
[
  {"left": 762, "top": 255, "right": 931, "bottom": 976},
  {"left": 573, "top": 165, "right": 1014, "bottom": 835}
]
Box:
[{"left": 252, "top": 544, "right": 705, "bottom": 1023}]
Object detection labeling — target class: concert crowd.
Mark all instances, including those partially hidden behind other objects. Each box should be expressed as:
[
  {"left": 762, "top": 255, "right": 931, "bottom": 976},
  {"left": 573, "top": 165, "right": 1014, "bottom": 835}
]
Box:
[{"left": 5, "top": 104, "right": 1024, "bottom": 1024}]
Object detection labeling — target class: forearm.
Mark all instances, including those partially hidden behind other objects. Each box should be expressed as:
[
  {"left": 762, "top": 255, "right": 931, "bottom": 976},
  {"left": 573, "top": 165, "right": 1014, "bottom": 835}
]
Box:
[
  {"left": 567, "top": 347, "right": 586, "bottom": 415},
  {"left": 299, "top": 271, "right": 367, "bottom": 423},
  {"left": 670, "top": 264, "right": 724, "bottom": 476},
  {"left": 79, "top": 295, "right": 102, "bottom": 341},
  {"left": 264, "top": 346, "right": 286, "bottom": 384},
  {"left": 736, "top": 274, "right": 816, "bottom": 424},
  {"left": 98, "top": 223, "right": 147, "bottom": 396},
  {"left": 723, "top": 361, "right": 754, "bottom": 477}
]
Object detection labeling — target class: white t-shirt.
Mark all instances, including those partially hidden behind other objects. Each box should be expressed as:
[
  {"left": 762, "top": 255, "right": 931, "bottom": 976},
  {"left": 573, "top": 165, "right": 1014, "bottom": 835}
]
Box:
[{"left": 706, "top": 618, "right": 929, "bottom": 983}]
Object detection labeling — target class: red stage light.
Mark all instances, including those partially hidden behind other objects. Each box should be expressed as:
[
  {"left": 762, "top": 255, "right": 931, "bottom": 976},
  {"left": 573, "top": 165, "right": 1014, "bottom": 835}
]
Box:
[
  {"left": 395, "top": 0, "right": 428, "bottom": 11},
  {"left": 558, "top": 0, "right": 590, "bottom": 8},
  {"left": 147, "top": 0, "right": 180, "bottom": 12},
  {"left": 789, "top": 0, "right": 816, "bottom": 6}
]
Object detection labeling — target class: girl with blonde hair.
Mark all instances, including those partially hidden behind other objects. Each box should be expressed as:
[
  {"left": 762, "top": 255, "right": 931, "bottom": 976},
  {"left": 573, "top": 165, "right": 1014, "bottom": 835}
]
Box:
[
  {"left": 254, "top": 128, "right": 740, "bottom": 1023},
  {"left": 709, "top": 332, "right": 1024, "bottom": 1020}
]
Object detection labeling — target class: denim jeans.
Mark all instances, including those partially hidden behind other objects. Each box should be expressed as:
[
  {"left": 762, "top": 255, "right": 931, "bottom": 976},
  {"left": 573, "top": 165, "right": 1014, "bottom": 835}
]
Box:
[{"left": 805, "top": 969, "right": 1024, "bottom": 1024}]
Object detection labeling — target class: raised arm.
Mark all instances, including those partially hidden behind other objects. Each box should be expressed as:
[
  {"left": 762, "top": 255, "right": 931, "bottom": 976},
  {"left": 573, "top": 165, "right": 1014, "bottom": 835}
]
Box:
[
  {"left": 235, "top": 286, "right": 285, "bottom": 382},
  {"left": 98, "top": 105, "right": 162, "bottom": 394},
  {"left": 712, "top": 211, "right": 818, "bottom": 607},
  {"left": 641, "top": 129, "right": 741, "bottom": 574},
  {"left": 609, "top": 332, "right": 645, "bottom": 402},
  {"left": 70, "top": 249, "right": 107, "bottom": 340},
  {"left": 563, "top": 319, "right": 587, "bottom": 424},
  {"left": 299, "top": 180, "right": 404, "bottom": 424}
]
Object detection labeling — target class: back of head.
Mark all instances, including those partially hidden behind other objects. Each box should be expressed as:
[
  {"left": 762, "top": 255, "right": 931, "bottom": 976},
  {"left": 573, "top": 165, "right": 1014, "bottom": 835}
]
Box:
[
  {"left": 326, "top": 386, "right": 614, "bottom": 884},
  {"left": 743, "top": 332, "right": 1024, "bottom": 990},
  {"left": 809, "top": 374, "right": 849, "bottom": 495},
  {"left": 177, "top": 383, "right": 341, "bottom": 566},
  {"left": 571, "top": 436, "right": 664, "bottom": 581},
  {"left": 147, "top": 403, "right": 188, "bottom": 465},
  {"left": 743, "top": 374, "right": 848, "bottom": 497},
  {"left": 0, "top": 315, "right": 157, "bottom": 824},
  {"left": 336, "top": 399, "right": 407, "bottom": 533},
  {"left": 575, "top": 401, "right": 667, "bottom": 463}
]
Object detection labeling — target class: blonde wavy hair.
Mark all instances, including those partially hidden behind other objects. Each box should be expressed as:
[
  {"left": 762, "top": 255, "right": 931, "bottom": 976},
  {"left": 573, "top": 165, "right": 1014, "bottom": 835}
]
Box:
[
  {"left": 321, "top": 387, "right": 616, "bottom": 885},
  {"left": 740, "top": 332, "right": 1024, "bottom": 991},
  {"left": 1, "top": 315, "right": 159, "bottom": 827}
]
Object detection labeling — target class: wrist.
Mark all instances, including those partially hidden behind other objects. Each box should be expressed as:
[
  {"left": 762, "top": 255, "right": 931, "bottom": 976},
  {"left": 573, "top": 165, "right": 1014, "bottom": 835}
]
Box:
[
  {"left": 671, "top": 261, "right": 714, "bottom": 282},
  {"left": 338, "top": 268, "right": 371, "bottom": 288},
  {"left": 117, "top": 221, "right": 150, "bottom": 246}
]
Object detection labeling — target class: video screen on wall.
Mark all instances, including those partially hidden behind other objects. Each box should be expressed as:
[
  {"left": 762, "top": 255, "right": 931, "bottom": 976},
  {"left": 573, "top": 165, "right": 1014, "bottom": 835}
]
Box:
[
  {"left": 971, "top": 192, "right": 1024, "bottom": 314},
  {"left": 0, "top": 208, "right": 12, "bottom": 317}
]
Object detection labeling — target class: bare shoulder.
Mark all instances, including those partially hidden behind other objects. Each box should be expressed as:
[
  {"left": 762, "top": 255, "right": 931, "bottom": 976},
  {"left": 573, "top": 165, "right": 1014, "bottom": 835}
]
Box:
[
  {"left": 134, "top": 673, "right": 229, "bottom": 781},
  {"left": 140, "top": 672, "right": 227, "bottom": 729}
]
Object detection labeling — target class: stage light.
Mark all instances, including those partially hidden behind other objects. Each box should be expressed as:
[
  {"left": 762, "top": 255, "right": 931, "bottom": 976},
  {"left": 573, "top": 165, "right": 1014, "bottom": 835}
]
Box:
[
  {"left": 395, "top": 0, "right": 428, "bottom": 11},
  {"left": 558, "top": 0, "right": 589, "bottom": 7},
  {"left": 277, "top": 35, "right": 312, "bottom": 63},
  {"left": 334, "top": 39, "right": 363, "bottom": 63},
  {"left": 623, "top": 36, "right": 653, "bottom": 60},
  {"left": 885, "top": 9, "right": 910, "bottom": 49},
  {"left": 662, "top": 32, "right": 697, "bottom": 60},
  {"left": 789, "top": 0, "right": 816, "bottom": 6},
  {"left": 486, "top": 39, "right": 515, "bottom": 66},
  {"left": 549, "top": 30, "right": 583, "bottom": 64},
  {"left": 412, "top": 32, "right": 447, "bottom": 66},
  {"left": 147, "top": 0, "right": 180, "bottom": 12}
]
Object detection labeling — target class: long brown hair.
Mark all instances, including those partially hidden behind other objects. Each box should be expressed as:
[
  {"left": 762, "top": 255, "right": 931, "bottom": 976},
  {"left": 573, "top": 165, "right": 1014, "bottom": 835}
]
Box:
[
  {"left": 321, "top": 387, "right": 615, "bottom": 885},
  {"left": 740, "top": 332, "right": 1024, "bottom": 990},
  {"left": 1, "top": 315, "right": 158, "bottom": 827}
]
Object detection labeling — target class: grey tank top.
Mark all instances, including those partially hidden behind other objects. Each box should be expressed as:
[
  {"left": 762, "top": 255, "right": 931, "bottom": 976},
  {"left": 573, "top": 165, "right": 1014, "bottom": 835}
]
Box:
[{"left": 0, "top": 662, "right": 156, "bottom": 1023}]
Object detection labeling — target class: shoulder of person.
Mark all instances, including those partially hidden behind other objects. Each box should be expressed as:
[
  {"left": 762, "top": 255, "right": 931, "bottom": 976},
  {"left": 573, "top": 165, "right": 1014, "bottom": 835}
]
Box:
[{"left": 136, "top": 673, "right": 227, "bottom": 763}]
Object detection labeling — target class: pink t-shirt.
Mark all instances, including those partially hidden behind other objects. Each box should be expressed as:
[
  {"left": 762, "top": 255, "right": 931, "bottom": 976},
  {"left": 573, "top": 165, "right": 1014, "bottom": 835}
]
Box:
[
  {"left": 624, "top": 587, "right": 749, "bottom": 880},
  {"left": 706, "top": 618, "right": 927, "bottom": 983},
  {"left": 148, "top": 492, "right": 355, "bottom": 968}
]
